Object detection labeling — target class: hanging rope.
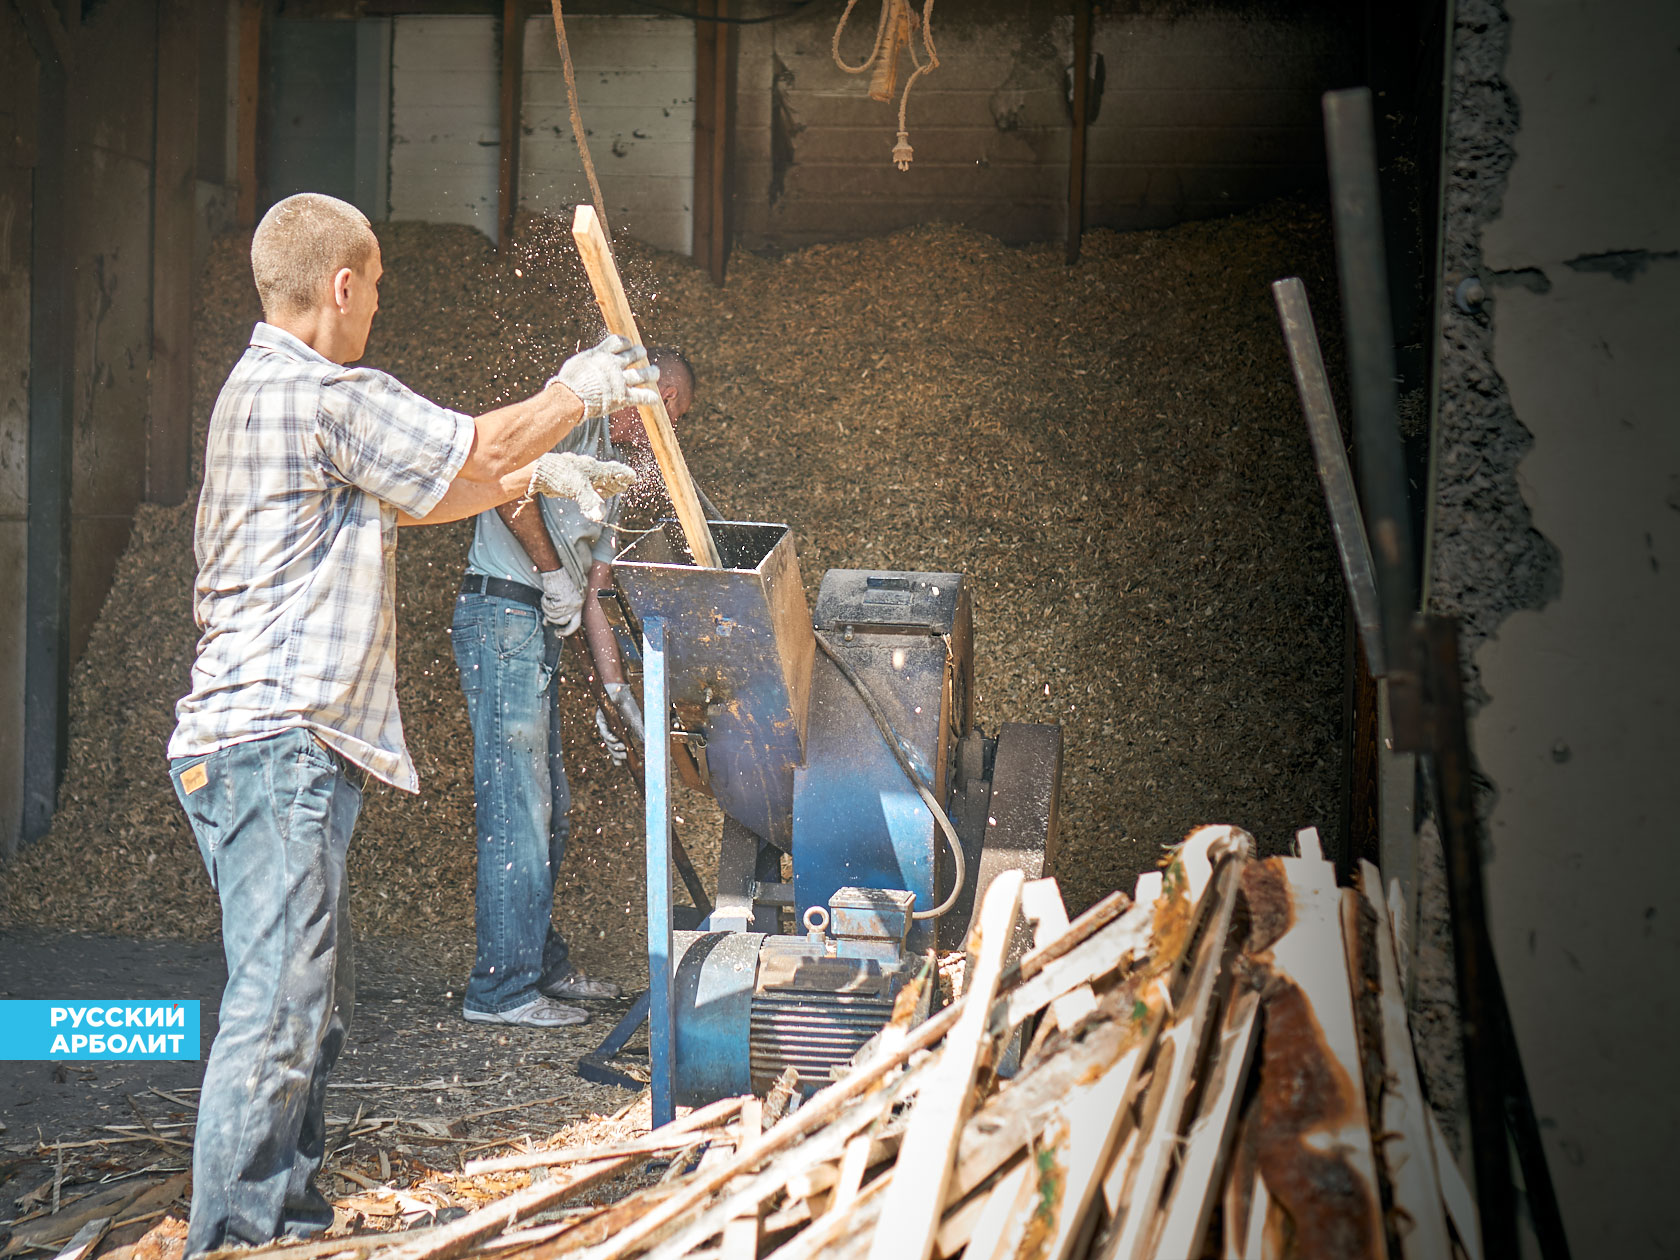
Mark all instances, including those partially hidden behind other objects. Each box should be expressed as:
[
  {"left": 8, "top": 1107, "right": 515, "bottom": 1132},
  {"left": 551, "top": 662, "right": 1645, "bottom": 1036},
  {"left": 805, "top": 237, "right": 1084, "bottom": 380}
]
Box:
[
  {"left": 831, "top": 0, "right": 939, "bottom": 170},
  {"left": 550, "top": 0, "right": 612, "bottom": 241}
]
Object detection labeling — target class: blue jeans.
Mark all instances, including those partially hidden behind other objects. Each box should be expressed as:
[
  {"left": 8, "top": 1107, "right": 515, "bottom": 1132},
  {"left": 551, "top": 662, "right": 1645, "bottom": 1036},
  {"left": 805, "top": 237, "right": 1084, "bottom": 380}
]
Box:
[
  {"left": 169, "top": 728, "right": 361, "bottom": 1259},
  {"left": 452, "top": 589, "right": 572, "bottom": 1013}
]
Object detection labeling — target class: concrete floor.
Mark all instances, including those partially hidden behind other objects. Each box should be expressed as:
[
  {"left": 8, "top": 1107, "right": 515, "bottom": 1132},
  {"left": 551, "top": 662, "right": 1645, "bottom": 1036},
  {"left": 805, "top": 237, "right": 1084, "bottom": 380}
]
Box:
[{"left": 0, "top": 934, "right": 633, "bottom": 1155}]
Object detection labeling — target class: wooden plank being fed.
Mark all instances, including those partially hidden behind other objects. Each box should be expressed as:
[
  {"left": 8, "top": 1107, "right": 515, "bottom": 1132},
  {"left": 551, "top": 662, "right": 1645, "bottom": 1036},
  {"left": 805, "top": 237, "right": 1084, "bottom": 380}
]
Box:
[{"left": 570, "top": 204, "right": 722, "bottom": 569}]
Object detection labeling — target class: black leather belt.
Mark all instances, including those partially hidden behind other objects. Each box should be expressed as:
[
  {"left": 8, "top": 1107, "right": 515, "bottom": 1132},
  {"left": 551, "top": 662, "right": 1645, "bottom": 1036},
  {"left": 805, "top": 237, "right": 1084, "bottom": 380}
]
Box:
[{"left": 460, "top": 572, "right": 544, "bottom": 610}]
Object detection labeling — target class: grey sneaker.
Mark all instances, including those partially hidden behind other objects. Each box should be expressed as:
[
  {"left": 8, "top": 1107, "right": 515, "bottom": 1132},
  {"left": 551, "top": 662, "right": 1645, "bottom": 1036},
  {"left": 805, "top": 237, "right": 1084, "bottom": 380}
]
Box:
[
  {"left": 539, "top": 969, "right": 622, "bottom": 1000},
  {"left": 463, "top": 995, "right": 588, "bottom": 1027}
]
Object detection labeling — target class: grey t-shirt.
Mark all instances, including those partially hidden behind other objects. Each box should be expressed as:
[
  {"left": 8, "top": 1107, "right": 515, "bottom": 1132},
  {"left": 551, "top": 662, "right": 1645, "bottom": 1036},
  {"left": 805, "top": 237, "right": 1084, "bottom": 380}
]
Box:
[{"left": 464, "top": 415, "right": 620, "bottom": 590}]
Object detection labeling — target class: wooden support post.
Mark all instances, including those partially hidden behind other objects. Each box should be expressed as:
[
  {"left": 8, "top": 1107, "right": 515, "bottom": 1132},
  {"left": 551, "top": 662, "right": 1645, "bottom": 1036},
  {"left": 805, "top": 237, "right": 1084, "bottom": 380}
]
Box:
[
  {"left": 496, "top": 0, "right": 523, "bottom": 250},
  {"left": 148, "top": 0, "right": 199, "bottom": 506},
  {"left": 570, "top": 204, "right": 722, "bottom": 568},
  {"left": 1066, "top": 0, "right": 1090, "bottom": 265},
  {"left": 691, "top": 0, "right": 731, "bottom": 284},
  {"left": 235, "top": 0, "right": 263, "bottom": 228},
  {"left": 20, "top": 6, "right": 73, "bottom": 846}
]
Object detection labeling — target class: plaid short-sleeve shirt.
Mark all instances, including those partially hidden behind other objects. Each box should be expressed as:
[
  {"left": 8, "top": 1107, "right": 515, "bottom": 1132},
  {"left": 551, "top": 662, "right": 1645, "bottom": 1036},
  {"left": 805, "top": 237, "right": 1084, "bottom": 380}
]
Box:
[{"left": 168, "top": 323, "right": 475, "bottom": 791}]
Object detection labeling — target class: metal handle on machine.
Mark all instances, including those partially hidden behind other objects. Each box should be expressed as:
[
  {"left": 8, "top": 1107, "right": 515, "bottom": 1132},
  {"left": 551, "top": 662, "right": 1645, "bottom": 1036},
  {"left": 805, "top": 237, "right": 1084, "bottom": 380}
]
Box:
[{"left": 812, "top": 632, "right": 966, "bottom": 920}]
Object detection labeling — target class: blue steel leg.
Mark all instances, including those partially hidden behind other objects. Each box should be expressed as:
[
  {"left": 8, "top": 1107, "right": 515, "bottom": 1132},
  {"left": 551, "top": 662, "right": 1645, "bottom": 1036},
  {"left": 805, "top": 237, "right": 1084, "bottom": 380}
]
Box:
[{"left": 643, "top": 617, "right": 676, "bottom": 1128}]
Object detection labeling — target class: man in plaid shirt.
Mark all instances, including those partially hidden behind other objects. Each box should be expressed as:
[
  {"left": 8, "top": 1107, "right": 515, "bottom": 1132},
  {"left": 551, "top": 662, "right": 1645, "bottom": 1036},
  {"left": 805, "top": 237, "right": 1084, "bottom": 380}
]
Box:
[{"left": 166, "top": 193, "right": 654, "bottom": 1259}]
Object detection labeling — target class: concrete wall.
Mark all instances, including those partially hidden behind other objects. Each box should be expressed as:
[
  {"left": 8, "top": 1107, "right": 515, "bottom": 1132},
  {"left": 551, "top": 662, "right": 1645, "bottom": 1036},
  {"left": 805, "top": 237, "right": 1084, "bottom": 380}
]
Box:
[
  {"left": 732, "top": 0, "right": 1354, "bottom": 250},
  {"left": 1429, "top": 0, "right": 1680, "bottom": 1253}
]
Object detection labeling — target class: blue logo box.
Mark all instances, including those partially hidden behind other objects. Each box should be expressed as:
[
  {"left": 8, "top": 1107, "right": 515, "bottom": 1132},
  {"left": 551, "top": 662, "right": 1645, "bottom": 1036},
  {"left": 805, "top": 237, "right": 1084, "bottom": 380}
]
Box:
[{"left": 0, "top": 1001, "right": 201, "bottom": 1060}]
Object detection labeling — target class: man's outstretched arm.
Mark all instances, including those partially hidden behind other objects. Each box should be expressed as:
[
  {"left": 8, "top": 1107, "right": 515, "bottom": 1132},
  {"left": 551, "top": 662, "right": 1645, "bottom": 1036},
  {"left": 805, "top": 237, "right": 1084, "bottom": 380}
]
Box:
[{"left": 400, "top": 336, "right": 655, "bottom": 526}]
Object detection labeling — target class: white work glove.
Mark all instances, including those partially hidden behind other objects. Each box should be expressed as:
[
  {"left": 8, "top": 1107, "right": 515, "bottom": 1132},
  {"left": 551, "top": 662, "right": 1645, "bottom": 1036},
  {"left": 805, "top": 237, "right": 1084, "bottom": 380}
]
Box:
[
  {"left": 595, "top": 706, "right": 629, "bottom": 766},
  {"left": 538, "top": 568, "right": 583, "bottom": 635},
  {"left": 527, "top": 451, "right": 637, "bottom": 522},
  {"left": 549, "top": 334, "right": 661, "bottom": 420}
]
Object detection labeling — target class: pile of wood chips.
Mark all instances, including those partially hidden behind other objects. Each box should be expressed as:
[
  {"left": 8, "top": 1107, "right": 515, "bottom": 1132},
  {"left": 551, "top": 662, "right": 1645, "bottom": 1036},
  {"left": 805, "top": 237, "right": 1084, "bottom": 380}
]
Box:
[{"left": 2, "top": 204, "right": 1348, "bottom": 989}]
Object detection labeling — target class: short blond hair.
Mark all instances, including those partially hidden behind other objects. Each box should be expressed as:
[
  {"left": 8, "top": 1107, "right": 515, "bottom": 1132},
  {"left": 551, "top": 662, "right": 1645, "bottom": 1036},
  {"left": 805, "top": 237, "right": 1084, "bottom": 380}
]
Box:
[{"left": 251, "top": 193, "right": 377, "bottom": 319}]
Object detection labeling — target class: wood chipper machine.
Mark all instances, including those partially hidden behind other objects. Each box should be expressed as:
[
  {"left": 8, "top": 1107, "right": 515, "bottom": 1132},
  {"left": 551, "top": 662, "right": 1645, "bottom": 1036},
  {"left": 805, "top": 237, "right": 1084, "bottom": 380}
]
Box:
[{"left": 568, "top": 207, "right": 1062, "bottom": 1126}]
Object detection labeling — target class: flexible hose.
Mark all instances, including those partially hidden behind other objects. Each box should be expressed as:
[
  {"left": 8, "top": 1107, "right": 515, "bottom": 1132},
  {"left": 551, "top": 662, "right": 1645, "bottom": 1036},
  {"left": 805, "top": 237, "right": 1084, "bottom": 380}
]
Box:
[{"left": 813, "top": 632, "right": 966, "bottom": 919}]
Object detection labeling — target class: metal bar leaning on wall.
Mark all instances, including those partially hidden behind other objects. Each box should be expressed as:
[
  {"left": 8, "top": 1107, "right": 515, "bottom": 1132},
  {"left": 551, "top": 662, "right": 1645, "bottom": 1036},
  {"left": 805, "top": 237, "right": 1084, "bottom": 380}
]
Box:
[
  {"left": 1271, "top": 277, "right": 1386, "bottom": 677},
  {"left": 1322, "top": 87, "right": 1417, "bottom": 687}
]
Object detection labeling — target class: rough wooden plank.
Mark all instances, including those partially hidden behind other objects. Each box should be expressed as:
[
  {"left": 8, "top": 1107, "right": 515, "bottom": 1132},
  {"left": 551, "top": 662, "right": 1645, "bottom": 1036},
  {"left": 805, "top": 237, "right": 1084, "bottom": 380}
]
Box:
[
  {"left": 1428, "top": 1110, "right": 1483, "bottom": 1260},
  {"left": 1146, "top": 988, "right": 1261, "bottom": 1260},
  {"left": 1353, "top": 861, "right": 1452, "bottom": 1260},
  {"left": 957, "top": 1158, "right": 1036, "bottom": 1260},
  {"left": 1243, "top": 833, "right": 1387, "bottom": 1260},
  {"left": 719, "top": 1098, "right": 764, "bottom": 1260},
  {"left": 1036, "top": 1040, "right": 1149, "bottom": 1260},
  {"left": 1100, "top": 858, "right": 1243, "bottom": 1260},
  {"left": 570, "top": 204, "right": 720, "bottom": 568},
  {"left": 991, "top": 903, "right": 1152, "bottom": 1035},
  {"left": 868, "top": 869, "right": 1025, "bottom": 1260},
  {"left": 49, "top": 1217, "right": 112, "bottom": 1260},
  {"left": 1021, "top": 877, "right": 1097, "bottom": 1032}
]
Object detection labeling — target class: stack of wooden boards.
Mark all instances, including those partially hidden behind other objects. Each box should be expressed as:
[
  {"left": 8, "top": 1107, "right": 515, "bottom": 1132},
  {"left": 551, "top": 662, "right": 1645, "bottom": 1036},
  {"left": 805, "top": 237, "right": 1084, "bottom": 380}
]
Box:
[{"left": 175, "top": 824, "right": 1473, "bottom": 1260}]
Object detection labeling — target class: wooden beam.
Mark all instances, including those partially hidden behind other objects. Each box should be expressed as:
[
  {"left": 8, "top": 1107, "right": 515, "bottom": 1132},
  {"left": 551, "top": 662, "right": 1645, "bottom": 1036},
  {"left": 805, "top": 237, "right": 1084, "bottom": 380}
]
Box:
[
  {"left": 691, "top": 0, "right": 714, "bottom": 275},
  {"left": 495, "top": 0, "right": 523, "bottom": 250},
  {"left": 707, "top": 0, "right": 730, "bottom": 285},
  {"left": 691, "top": 0, "right": 732, "bottom": 284},
  {"left": 10, "top": 0, "right": 70, "bottom": 68},
  {"left": 235, "top": 0, "right": 263, "bottom": 228},
  {"left": 148, "top": 0, "right": 199, "bottom": 506},
  {"left": 1066, "top": 0, "right": 1090, "bottom": 265},
  {"left": 570, "top": 204, "right": 721, "bottom": 569},
  {"left": 21, "top": 37, "right": 72, "bottom": 846}
]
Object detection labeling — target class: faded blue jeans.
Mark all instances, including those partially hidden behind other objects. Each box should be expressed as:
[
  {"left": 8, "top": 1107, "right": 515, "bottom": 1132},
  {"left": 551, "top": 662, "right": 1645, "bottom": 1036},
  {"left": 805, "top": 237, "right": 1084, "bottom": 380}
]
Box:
[
  {"left": 452, "top": 588, "right": 572, "bottom": 1014},
  {"left": 169, "top": 727, "right": 360, "bottom": 1259}
]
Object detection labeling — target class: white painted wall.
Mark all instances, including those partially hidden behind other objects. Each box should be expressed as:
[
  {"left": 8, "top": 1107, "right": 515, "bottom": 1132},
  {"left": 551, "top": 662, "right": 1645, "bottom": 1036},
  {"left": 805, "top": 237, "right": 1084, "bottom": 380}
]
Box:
[
  {"left": 389, "top": 16, "right": 500, "bottom": 235},
  {"left": 387, "top": 13, "right": 693, "bottom": 252},
  {"left": 520, "top": 15, "right": 694, "bottom": 255}
]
